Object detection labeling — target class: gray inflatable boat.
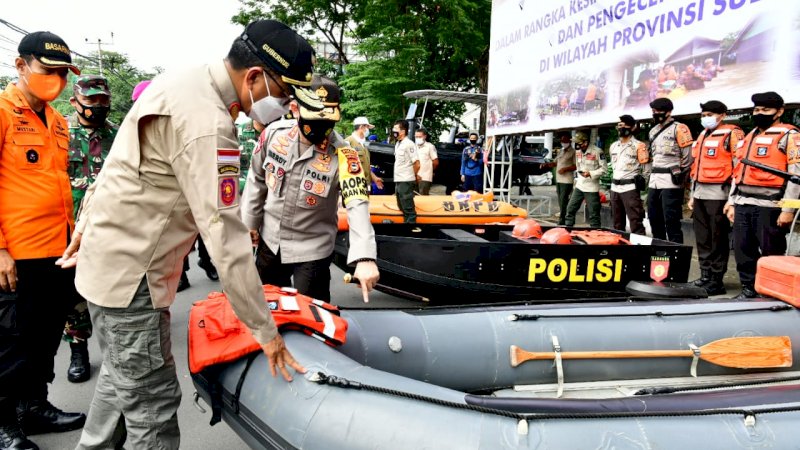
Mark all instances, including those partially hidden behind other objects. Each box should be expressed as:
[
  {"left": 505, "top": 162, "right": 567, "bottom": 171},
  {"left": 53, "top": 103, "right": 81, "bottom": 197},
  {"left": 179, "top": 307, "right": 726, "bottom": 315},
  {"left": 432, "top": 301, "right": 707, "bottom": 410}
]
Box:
[{"left": 192, "top": 298, "right": 800, "bottom": 449}]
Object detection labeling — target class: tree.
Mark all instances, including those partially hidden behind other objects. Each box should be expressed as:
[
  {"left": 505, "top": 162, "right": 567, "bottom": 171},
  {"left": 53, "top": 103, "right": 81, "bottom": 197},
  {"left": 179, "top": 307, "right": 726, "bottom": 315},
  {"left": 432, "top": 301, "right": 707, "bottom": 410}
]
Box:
[
  {"left": 233, "top": 0, "right": 364, "bottom": 67},
  {"left": 233, "top": 0, "right": 491, "bottom": 141},
  {"left": 51, "top": 50, "right": 157, "bottom": 125}
]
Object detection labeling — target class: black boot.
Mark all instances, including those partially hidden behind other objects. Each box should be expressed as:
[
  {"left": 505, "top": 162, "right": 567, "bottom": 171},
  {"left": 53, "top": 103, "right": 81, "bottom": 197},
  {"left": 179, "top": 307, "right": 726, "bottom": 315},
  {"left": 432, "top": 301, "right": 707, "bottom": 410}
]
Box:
[
  {"left": 703, "top": 273, "right": 727, "bottom": 297},
  {"left": 691, "top": 269, "right": 711, "bottom": 287},
  {"left": 0, "top": 422, "right": 38, "bottom": 450},
  {"left": 198, "top": 259, "right": 219, "bottom": 281},
  {"left": 732, "top": 285, "right": 759, "bottom": 300},
  {"left": 67, "top": 342, "right": 90, "bottom": 383},
  {"left": 177, "top": 271, "right": 190, "bottom": 292},
  {"left": 16, "top": 400, "right": 85, "bottom": 436}
]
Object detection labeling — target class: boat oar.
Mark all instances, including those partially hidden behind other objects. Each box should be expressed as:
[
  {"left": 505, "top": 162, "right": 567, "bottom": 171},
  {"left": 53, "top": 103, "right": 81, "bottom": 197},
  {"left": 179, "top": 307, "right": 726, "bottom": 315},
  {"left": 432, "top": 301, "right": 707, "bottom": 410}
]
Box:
[
  {"left": 343, "top": 274, "right": 429, "bottom": 303},
  {"left": 510, "top": 336, "right": 793, "bottom": 369}
]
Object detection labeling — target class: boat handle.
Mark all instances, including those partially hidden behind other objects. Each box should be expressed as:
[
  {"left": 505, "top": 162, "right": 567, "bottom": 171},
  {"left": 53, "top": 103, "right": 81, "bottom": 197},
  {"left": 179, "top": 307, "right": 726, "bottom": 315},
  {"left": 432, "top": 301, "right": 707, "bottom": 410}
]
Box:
[{"left": 192, "top": 391, "right": 208, "bottom": 414}]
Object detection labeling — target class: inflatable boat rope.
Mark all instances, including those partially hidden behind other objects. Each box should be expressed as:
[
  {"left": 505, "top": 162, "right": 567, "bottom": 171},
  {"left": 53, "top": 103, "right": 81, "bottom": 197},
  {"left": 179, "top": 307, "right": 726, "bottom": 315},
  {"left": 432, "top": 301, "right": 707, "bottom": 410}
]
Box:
[{"left": 307, "top": 370, "right": 800, "bottom": 435}]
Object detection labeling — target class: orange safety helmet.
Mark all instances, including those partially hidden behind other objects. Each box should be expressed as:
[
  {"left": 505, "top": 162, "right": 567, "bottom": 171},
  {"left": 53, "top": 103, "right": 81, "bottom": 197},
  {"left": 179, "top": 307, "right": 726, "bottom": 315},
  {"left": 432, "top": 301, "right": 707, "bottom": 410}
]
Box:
[
  {"left": 540, "top": 227, "right": 572, "bottom": 244},
  {"left": 508, "top": 217, "right": 526, "bottom": 226},
  {"left": 512, "top": 219, "right": 543, "bottom": 239}
]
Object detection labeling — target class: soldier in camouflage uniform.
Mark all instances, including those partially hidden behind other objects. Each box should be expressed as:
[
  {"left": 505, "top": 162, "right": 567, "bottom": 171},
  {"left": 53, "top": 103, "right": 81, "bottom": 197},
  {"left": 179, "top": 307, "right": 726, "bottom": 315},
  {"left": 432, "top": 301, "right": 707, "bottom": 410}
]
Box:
[
  {"left": 64, "top": 75, "right": 118, "bottom": 383},
  {"left": 238, "top": 119, "right": 259, "bottom": 192}
]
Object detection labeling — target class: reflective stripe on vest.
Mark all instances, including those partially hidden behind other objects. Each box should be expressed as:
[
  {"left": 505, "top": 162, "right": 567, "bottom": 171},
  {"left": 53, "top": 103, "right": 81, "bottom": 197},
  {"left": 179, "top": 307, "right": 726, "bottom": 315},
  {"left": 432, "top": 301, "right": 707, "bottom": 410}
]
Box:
[
  {"left": 188, "top": 284, "right": 348, "bottom": 374},
  {"left": 733, "top": 125, "right": 797, "bottom": 189},
  {"left": 690, "top": 125, "right": 735, "bottom": 184}
]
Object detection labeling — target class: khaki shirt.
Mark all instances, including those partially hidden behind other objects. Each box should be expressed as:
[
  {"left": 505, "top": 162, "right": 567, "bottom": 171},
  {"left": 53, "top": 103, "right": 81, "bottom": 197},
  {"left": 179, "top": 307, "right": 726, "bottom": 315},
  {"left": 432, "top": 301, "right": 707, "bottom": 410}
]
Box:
[
  {"left": 648, "top": 121, "right": 693, "bottom": 189},
  {"left": 574, "top": 144, "right": 607, "bottom": 193},
  {"left": 394, "top": 137, "right": 418, "bottom": 182},
  {"left": 553, "top": 144, "right": 576, "bottom": 184},
  {"left": 416, "top": 142, "right": 437, "bottom": 182},
  {"left": 610, "top": 138, "right": 649, "bottom": 194},
  {"left": 241, "top": 121, "right": 376, "bottom": 265},
  {"left": 75, "top": 61, "right": 277, "bottom": 345}
]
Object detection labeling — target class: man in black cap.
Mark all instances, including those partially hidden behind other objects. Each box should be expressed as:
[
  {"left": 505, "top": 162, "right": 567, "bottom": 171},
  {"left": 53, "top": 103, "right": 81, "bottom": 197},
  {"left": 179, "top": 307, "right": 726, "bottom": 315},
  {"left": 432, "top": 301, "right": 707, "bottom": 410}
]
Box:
[
  {"left": 646, "top": 97, "right": 694, "bottom": 243},
  {"left": 687, "top": 101, "right": 744, "bottom": 296},
  {"left": 0, "top": 31, "right": 87, "bottom": 450},
  {"left": 609, "top": 115, "right": 649, "bottom": 235},
  {"left": 242, "top": 75, "right": 379, "bottom": 303},
  {"left": 725, "top": 91, "right": 800, "bottom": 299},
  {"left": 57, "top": 20, "right": 323, "bottom": 449}
]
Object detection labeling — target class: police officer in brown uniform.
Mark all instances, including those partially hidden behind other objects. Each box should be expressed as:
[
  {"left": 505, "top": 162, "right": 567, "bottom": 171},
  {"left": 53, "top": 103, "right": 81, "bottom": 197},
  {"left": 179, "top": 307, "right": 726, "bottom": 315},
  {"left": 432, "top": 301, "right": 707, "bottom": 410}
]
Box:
[
  {"left": 609, "top": 115, "right": 649, "bottom": 235},
  {"left": 58, "top": 20, "right": 321, "bottom": 449},
  {"left": 242, "top": 76, "right": 379, "bottom": 303},
  {"left": 688, "top": 101, "right": 744, "bottom": 296},
  {"left": 646, "top": 97, "right": 693, "bottom": 243},
  {"left": 725, "top": 92, "right": 800, "bottom": 299}
]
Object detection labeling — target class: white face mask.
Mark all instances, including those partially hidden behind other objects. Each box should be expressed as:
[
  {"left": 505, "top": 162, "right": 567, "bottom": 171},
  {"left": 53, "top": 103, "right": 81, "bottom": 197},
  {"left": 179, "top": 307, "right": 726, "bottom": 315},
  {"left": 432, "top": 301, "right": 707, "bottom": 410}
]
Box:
[
  {"left": 415, "top": 137, "right": 424, "bottom": 145},
  {"left": 248, "top": 72, "right": 290, "bottom": 125},
  {"left": 561, "top": 142, "right": 570, "bottom": 148},
  {"left": 700, "top": 115, "right": 719, "bottom": 130}
]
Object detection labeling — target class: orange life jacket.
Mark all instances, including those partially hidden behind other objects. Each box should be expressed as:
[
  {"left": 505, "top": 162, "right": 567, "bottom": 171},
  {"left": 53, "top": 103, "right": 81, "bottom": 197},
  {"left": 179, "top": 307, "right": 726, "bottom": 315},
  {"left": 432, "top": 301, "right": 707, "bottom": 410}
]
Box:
[
  {"left": 188, "top": 284, "right": 348, "bottom": 374},
  {"left": 570, "top": 230, "right": 630, "bottom": 245},
  {"left": 690, "top": 125, "right": 738, "bottom": 184},
  {"left": 733, "top": 125, "right": 797, "bottom": 189}
]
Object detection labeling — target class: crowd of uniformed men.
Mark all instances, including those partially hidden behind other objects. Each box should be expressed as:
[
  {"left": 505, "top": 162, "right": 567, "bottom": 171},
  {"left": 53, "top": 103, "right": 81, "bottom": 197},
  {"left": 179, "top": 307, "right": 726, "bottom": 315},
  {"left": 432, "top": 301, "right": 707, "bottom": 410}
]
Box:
[
  {"left": 0, "top": 16, "right": 798, "bottom": 450},
  {"left": 552, "top": 94, "right": 799, "bottom": 299}
]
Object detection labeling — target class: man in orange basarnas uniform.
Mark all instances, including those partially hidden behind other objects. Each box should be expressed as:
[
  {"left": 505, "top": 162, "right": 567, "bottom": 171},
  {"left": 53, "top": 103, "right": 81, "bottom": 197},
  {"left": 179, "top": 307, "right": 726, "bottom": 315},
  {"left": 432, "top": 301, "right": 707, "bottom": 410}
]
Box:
[{"left": 0, "top": 31, "right": 87, "bottom": 450}]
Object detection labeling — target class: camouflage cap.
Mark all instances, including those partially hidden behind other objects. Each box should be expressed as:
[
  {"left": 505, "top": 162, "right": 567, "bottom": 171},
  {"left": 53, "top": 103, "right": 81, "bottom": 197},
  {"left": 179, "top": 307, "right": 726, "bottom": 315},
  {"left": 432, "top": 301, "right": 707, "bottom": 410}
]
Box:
[{"left": 73, "top": 75, "right": 111, "bottom": 97}]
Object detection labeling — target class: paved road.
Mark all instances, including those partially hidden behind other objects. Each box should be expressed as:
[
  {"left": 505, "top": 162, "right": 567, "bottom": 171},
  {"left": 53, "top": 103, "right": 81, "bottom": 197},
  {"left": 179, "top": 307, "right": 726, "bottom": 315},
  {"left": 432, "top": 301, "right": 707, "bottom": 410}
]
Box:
[{"left": 37, "top": 256, "right": 414, "bottom": 450}]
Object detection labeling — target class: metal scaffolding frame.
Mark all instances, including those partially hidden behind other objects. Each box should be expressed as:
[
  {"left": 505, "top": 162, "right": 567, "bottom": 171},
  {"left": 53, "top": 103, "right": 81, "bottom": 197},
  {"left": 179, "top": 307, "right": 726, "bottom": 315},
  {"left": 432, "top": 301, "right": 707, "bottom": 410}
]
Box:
[{"left": 484, "top": 134, "right": 522, "bottom": 203}]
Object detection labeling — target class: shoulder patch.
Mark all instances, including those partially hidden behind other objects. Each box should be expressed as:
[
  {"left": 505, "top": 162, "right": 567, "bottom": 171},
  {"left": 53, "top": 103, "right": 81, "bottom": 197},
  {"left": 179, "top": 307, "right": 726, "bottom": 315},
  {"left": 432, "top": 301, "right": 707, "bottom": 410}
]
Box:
[{"left": 675, "top": 123, "right": 693, "bottom": 148}]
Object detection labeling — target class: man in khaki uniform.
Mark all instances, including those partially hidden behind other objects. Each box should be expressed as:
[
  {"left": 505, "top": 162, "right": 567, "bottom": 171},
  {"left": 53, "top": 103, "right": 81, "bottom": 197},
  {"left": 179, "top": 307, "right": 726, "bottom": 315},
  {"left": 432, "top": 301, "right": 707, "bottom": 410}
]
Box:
[
  {"left": 242, "top": 76, "right": 379, "bottom": 303},
  {"left": 58, "top": 20, "right": 322, "bottom": 449},
  {"left": 564, "top": 131, "right": 607, "bottom": 227}
]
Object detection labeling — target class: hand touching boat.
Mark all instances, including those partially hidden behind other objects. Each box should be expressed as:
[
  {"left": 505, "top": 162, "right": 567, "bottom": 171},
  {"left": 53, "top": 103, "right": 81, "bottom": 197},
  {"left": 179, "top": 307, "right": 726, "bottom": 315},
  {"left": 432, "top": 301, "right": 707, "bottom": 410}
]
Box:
[
  {"left": 353, "top": 260, "right": 380, "bottom": 303},
  {"left": 261, "top": 335, "right": 306, "bottom": 382}
]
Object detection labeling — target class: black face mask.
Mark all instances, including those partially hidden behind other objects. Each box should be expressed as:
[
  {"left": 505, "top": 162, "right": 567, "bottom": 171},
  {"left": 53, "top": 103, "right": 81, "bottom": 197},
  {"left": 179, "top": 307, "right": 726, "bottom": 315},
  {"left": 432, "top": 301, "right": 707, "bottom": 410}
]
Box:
[
  {"left": 752, "top": 113, "right": 777, "bottom": 130},
  {"left": 469, "top": 139, "right": 478, "bottom": 145},
  {"left": 299, "top": 118, "right": 335, "bottom": 145},
  {"left": 618, "top": 127, "right": 632, "bottom": 137},
  {"left": 652, "top": 112, "right": 667, "bottom": 124},
  {"left": 77, "top": 101, "right": 110, "bottom": 125}
]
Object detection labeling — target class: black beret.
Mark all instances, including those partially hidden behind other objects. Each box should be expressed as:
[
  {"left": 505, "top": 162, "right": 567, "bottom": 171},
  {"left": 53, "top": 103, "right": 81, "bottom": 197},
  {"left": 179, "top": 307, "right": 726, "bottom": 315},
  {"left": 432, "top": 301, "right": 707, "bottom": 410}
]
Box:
[
  {"left": 751, "top": 91, "right": 784, "bottom": 109},
  {"left": 618, "top": 115, "right": 636, "bottom": 127},
  {"left": 649, "top": 97, "right": 673, "bottom": 111},
  {"left": 700, "top": 100, "right": 727, "bottom": 114}
]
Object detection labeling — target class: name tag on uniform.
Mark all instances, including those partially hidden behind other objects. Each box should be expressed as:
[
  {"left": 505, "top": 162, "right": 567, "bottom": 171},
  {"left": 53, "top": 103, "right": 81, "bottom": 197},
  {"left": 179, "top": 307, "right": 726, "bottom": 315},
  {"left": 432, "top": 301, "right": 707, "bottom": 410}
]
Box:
[
  {"left": 754, "top": 137, "right": 773, "bottom": 145},
  {"left": 704, "top": 140, "right": 719, "bottom": 148}
]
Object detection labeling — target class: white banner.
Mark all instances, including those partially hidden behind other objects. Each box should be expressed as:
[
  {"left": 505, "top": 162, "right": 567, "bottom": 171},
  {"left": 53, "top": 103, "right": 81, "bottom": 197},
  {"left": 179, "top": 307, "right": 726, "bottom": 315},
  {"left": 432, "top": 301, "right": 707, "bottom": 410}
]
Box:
[{"left": 487, "top": 0, "right": 800, "bottom": 135}]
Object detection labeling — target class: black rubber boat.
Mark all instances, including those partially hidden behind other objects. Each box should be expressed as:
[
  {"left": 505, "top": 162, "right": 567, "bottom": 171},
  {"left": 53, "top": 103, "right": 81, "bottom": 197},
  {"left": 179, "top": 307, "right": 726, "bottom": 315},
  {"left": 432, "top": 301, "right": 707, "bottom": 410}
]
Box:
[{"left": 333, "top": 223, "right": 694, "bottom": 303}]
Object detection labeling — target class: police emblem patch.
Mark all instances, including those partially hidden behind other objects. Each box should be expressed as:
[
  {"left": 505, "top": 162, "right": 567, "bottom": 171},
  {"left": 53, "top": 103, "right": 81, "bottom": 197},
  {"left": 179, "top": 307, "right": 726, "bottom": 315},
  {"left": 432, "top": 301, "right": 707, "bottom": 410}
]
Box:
[
  {"left": 313, "top": 182, "right": 325, "bottom": 194},
  {"left": 26, "top": 149, "right": 39, "bottom": 163},
  {"left": 305, "top": 195, "right": 317, "bottom": 206},
  {"left": 303, "top": 180, "right": 313, "bottom": 191},
  {"left": 277, "top": 167, "right": 285, "bottom": 178},
  {"left": 756, "top": 147, "right": 768, "bottom": 157},
  {"left": 707, "top": 148, "right": 716, "bottom": 157}
]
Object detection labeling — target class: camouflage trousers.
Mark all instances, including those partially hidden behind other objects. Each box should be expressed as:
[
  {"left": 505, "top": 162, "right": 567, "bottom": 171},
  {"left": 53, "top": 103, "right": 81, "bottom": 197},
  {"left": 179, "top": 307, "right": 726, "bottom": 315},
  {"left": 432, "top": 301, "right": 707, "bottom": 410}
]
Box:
[{"left": 63, "top": 300, "right": 93, "bottom": 343}]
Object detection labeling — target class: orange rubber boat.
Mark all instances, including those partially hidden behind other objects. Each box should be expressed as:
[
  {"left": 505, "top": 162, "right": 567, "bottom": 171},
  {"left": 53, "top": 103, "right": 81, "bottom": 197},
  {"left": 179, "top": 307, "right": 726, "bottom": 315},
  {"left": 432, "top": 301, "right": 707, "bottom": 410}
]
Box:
[{"left": 338, "top": 191, "right": 527, "bottom": 230}]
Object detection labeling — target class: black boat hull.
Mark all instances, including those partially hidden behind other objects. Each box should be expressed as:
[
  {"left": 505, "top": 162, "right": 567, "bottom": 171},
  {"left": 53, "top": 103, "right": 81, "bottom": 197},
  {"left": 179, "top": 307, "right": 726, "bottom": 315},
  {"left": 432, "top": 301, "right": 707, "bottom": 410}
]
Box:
[{"left": 334, "top": 224, "right": 693, "bottom": 304}]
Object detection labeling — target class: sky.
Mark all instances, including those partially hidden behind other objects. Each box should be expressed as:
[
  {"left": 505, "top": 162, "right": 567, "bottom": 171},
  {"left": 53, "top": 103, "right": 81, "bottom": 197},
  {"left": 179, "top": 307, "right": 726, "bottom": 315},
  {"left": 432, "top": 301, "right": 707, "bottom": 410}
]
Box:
[{"left": 0, "top": 0, "right": 246, "bottom": 77}]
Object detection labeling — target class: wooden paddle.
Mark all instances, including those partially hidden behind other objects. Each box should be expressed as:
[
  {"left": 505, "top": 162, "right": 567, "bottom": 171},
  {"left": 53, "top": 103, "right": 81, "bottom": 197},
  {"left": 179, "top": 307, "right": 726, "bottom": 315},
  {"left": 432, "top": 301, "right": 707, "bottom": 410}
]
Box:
[{"left": 510, "top": 336, "right": 793, "bottom": 369}]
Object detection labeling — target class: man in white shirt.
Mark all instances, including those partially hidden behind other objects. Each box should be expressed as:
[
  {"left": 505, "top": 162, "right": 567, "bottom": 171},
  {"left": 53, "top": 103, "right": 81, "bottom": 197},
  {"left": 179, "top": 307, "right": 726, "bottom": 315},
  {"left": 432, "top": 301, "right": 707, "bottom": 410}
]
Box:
[
  {"left": 414, "top": 128, "right": 438, "bottom": 195},
  {"left": 392, "top": 119, "right": 419, "bottom": 222}
]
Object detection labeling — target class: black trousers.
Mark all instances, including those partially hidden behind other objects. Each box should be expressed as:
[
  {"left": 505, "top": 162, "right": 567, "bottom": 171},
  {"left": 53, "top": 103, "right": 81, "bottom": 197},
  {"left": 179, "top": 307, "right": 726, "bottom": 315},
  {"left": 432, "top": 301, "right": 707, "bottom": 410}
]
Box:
[
  {"left": 692, "top": 198, "right": 731, "bottom": 275},
  {"left": 647, "top": 188, "right": 684, "bottom": 243},
  {"left": 564, "top": 188, "right": 601, "bottom": 228},
  {"left": 610, "top": 190, "right": 646, "bottom": 235},
  {"left": 0, "top": 258, "right": 80, "bottom": 422},
  {"left": 556, "top": 182, "right": 574, "bottom": 225},
  {"left": 182, "top": 236, "right": 212, "bottom": 272},
  {"left": 395, "top": 181, "right": 417, "bottom": 223},
  {"left": 733, "top": 205, "right": 787, "bottom": 286},
  {"left": 255, "top": 240, "right": 334, "bottom": 302}
]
